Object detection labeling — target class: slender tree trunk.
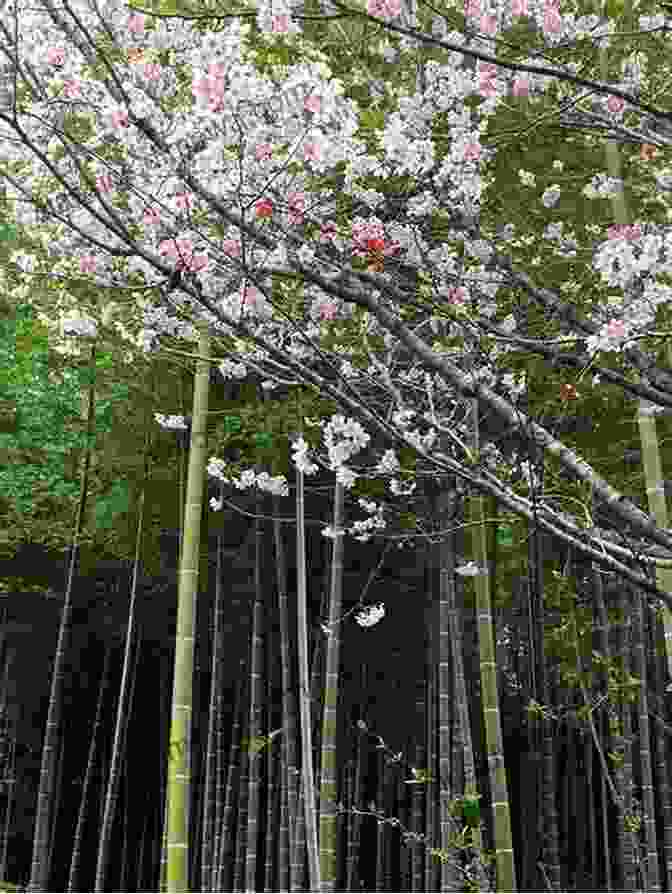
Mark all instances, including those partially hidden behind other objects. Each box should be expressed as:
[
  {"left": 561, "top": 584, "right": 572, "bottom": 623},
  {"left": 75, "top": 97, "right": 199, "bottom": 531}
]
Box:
[
  {"left": 632, "top": 589, "right": 661, "bottom": 891},
  {"left": 411, "top": 738, "right": 425, "bottom": 892},
  {"left": 435, "top": 485, "right": 462, "bottom": 891},
  {"left": 67, "top": 644, "right": 112, "bottom": 892},
  {"left": 165, "top": 323, "right": 210, "bottom": 893},
  {"left": 273, "top": 492, "right": 301, "bottom": 892},
  {"left": 201, "top": 505, "right": 226, "bottom": 894},
  {"left": 347, "top": 699, "right": 366, "bottom": 893},
  {"left": 295, "top": 463, "right": 321, "bottom": 891},
  {"left": 245, "top": 497, "right": 266, "bottom": 892},
  {"left": 531, "top": 527, "right": 561, "bottom": 892},
  {"left": 319, "top": 481, "right": 345, "bottom": 891},
  {"left": 650, "top": 600, "right": 672, "bottom": 888},
  {"left": 28, "top": 342, "right": 97, "bottom": 893},
  {"left": 216, "top": 662, "right": 245, "bottom": 893},
  {"left": 468, "top": 398, "right": 517, "bottom": 892},
  {"left": 95, "top": 482, "right": 145, "bottom": 891},
  {"left": 423, "top": 646, "right": 435, "bottom": 893}
]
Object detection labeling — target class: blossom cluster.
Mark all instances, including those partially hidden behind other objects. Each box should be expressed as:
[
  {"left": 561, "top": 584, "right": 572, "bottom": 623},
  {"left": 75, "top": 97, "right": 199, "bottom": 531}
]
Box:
[
  {"left": 155, "top": 413, "right": 189, "bottom": 430},
  {"left": 4, "top": 0, "right": 672, "bottom": 612},
  {"left": 206, "top": 458, "right": 289, "bottom": 499},
  {"left": 354, "top": 602, "right": 386, "bottom": 627},
  {"left": 321, "top": 414, "right": 371, "bottom": 489}
]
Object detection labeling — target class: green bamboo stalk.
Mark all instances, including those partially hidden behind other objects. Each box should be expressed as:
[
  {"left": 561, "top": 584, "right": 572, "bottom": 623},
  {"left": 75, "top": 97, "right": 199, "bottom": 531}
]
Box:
[
  {"left": 95, "top": 479, "right": 146, "bottom": 891},
  {"left": 632, "top": 589, "right": 661, "bottom": 891},
  {"left": 200, "top": 509, "right": 225, "bottom": 894},
  {"left": 263, "top": 720, "right": 278, "bottom": 892},
  {"left": 319, "top": 480, "right": 345, "bottom": 891},
  {"left": 585, "top": 724, "right": 598, "bottom": 888},
  {"left": 399, "top": 758, "right": 411, "bottom": 891},
  {"left": 295, "top": 461, "right": 321, "bottom": 891},
  {"left": 591, "top": 556, "right": 614, "bottom": 892},
  {"left": 531, "top": 530, "right": 560, "bottom": 893},
  {"left": 264, "top": 594, "right": 279, "bottom": 894},
  {"left": 165, "top": 323, "right": 210, "bottom": 894},
  {"left": 636, "top": 383, "right": 672, "bottom": 676},
  {"left": 215, "top": 662, "right": 246, "bottom": 893},
  {"left": 411, "top": 738, "right": 425, "bottom": 892},
  {"left": 649, "top": 600, "right": 672, "bottom": 888},
  {"left": 0, "top": 737, "right": 15, "bottom": 889},
  {"left": 245, "top": 498, "right": 265, "bottom": 892},
  {"left": 272, "top": 492, "right": 301, "bottom": 891},
  {"left": 596, "top": 0, "right": 672, "bottom": 804},
  {"left": 278, "top": 762, "right": 290, "bottom": 892},
  {"left": 424, "top": 661, "right": 437, "bottom": 893},
  {"left": 346, "top": 701, "right": 366, "bottom": 892},
  {"left": 468, "top": 397, "right": 517, "bottom": 892},
  {"left": 449, "top": 489, "right": 488, "bottom": 890},
  {"left": 233, "top": 681, "right": 250, "bottom": 891},
  {"left": 293, "top": 772, "right": 307, "bottom": 892},
  {"left": 28, "top": 341, "right": 97, "bottom": 894},
  {"left": 66, "top": 644, "right": 112, "bottom": 892},
  {"left": 435, "top": 486, "right": 465, "bottom": 892},
  {"left": 613, "top": 586, "right": 636, "bottom": 891}
]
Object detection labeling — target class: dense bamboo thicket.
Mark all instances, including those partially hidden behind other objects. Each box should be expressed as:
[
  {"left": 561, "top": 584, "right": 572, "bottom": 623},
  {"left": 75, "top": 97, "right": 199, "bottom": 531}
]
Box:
[
  {"left": 0, "top": 0, "right": 671, "bottom": 888},
  {"left": 2, "top": 443, "right": 672, "bottom": 892}
]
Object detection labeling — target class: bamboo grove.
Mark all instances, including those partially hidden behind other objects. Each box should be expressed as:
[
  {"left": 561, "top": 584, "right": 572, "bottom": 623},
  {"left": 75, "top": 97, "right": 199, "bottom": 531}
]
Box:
[{"left": 1, "top": 0, "right": 672, "bottom": 889}]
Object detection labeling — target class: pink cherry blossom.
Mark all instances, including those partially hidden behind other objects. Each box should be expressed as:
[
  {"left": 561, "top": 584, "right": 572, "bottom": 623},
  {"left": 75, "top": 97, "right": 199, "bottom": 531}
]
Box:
[
  {"left": 242, "top": 285, "right": 264, "bottom": 308},
  {"left": 175, "top": 192, "right": 194, "bottom": 211},
  {"left": 304, "top": 95, "right": 321, "bottom": 114},
  {"left": 512, "top": 77, "right": 530, "bottom": 97},
  {"left": 208, "top": 62, "right": 227, "bottom": 79},
  {"left": 543, "top": 4, "right": 561, "bottom": 32},
  {"left": 111, "top": 109, "right": 129, "bottom": 129},
  {"left": 255, "top": 199, "right": 273, "bottom": 219},
  {"left": 188, "top": 253, "right": 209, "bottom": 273},
  {"left": 607, "top": 224, "right": 641, "bottom": 241},
  {"left": 46, "top": 47, "right": 65, "bottom": 66},
  {"left": 192, "top": 77, "right": 212, "bottom": 102},
  {"left": 255, "top": 143, "right": 273, "bottom": 161},
  {"left": 143, "top": 206, "right": 161, "bottom": 226},
  {"left": 209, "top": 96, "right": 225, "bottom": 113},
  {"left": 222, "top": 239, "right": 242, "bottom": 257},
  {"left": 159, "top": 237, "right": 209, "bottom": 273},
  {"left": 463, "top": 142, "right": 481, "bottom": 161},
  {"left": 288, "top": 191, "right": 306, "bottom": 225},
  {"left": 303, "top": 141, "right": 322, "bottom": 163},
  {"left": 512, "top": 0, "right": 528, "bottom": 16},
  {"left": 62, "top": 80, "right": 81, "bottom": 99},
  {"left": 320, "top": 222, "right": 337, "bottom": 243},
  {"left": 479, "top": 77, "right": 498, "bottom": 97},
  {"left": 159, "top": 237, "right": 193, "bottom": 263},
  {"left": 607, "top": 96, "right": 625, "bottom": 114},
  {"left": 79, "top": 255, "right": 97, "bottom": 273},
  {"left": 96, "top": 174, "right": 113, "bottom": 193},
  {"left": 317, "top": 300, "right": 339, "bottom": 321},
  {"left": 480, "top": 15, "right": 498, "bottom": 34},
  {"left": 606, "top": 319, "right": 627, "bottom": 339},
  {"left": 127, "top": 13, "right": 146, "bottom": 32},
  {"left": 144, "top": 63, "right": 162, "bottom": 81},
  {"left": 366, "top": 0, "right": 401, "bottom": 19},
  {"left": 446, "top": 286, "right": 468, "bottom": 304},
  {"left": 272, "top": 14, "right": 290, "bottom": 32}
]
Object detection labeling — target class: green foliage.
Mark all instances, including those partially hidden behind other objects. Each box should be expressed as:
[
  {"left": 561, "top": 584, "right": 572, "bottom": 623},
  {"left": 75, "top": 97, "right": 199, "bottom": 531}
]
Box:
[
  {"left": 0, "top": 304, "right": 131, "bottom": 554},
  {"left": 209, "top": 384, "right": 337, "bottom": 478},
  {"left": 94, "top": 479, "right": 130, "bottom": 530}
]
